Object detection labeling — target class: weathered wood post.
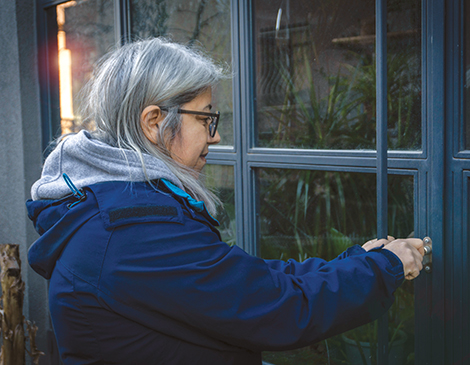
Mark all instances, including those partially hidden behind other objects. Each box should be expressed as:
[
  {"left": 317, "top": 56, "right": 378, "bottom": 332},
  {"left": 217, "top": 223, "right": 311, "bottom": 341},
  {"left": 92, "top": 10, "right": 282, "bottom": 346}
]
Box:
[{"left": 0, "top": 244, "right": 26, "bottom": 365}]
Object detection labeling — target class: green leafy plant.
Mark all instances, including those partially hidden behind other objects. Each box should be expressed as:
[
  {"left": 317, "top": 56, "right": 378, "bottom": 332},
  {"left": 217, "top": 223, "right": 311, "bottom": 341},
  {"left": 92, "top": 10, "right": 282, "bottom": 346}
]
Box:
[
  {"left": 261, "top": 46, "right": 421, "bottom": 151},
  {"left": 259, "top": 170, "right": 379, "bottom": 262},
  {"left": 262, "top": 54, "right": 369, "bottom": 149}
]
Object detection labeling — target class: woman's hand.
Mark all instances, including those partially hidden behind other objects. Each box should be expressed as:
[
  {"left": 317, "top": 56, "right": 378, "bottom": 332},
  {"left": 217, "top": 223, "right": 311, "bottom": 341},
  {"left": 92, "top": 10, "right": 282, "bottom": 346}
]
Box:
[
  {"left": 383, "top": 238, "right": 424, "bottom": 280},
  {"left": 363, "top": 237, "right": 424, "bottom": 280}
]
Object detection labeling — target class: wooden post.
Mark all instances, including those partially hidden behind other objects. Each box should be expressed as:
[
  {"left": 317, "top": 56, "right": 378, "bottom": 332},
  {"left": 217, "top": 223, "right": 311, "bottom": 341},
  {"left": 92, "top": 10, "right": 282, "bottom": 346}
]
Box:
[{"left": 0, "top": 244, "right": 26, "bottom": 365}]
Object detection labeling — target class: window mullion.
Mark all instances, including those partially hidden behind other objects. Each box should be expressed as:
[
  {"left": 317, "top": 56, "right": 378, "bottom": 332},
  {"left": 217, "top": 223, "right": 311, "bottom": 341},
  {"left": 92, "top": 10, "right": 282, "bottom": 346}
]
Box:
[
  {"left": 376, "top": 0, "right": 389, "bottom": 363},
  {"left": 114, "top": 0, "right": 130, "bottom": 45}
]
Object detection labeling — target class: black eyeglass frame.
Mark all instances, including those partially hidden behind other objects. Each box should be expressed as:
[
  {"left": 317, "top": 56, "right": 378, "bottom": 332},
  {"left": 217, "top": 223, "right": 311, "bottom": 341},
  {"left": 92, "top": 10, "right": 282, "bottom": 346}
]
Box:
[{"left": 160, "top": 107, "right": 220, "bottom": 138}]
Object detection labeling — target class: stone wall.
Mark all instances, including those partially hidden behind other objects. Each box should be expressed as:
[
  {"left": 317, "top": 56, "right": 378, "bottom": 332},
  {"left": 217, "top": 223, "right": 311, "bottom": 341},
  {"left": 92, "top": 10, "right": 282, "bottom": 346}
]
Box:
[{"left": 0, "top": 0, "right": 51, "bottom": 363}]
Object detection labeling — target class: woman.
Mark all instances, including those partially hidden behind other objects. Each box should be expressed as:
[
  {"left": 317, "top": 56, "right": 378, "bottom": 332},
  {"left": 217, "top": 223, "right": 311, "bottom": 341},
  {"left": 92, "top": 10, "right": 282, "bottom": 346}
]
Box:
[{"left": 27, "top": 38, "right": 424, "bottom": 365}]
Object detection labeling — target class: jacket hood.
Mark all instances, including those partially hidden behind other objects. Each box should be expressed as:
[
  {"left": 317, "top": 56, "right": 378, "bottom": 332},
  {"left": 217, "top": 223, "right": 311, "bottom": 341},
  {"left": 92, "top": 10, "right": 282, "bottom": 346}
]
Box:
[
  {"left": 27, "top": 190, "right": 98, "bottom": 279},
  {"left": 31, "top": 130, "right": 183, "bottom": 201},
  {"left": 28, "top": 130, "right": 187, "bottom": 279}
]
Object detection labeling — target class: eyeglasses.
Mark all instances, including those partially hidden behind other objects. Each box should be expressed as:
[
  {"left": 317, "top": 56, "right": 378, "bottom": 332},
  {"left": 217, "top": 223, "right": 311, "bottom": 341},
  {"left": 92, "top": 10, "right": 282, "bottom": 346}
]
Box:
[{"left": 160, "top": 107, "right": 220, "bottom": 138}]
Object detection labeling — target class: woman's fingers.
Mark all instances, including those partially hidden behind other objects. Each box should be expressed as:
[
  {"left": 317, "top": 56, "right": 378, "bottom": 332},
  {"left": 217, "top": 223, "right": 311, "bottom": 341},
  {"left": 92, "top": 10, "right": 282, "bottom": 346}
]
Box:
[
  {"left": 404, "top": 246, "right": 424, "bottom": 280},
  {"left": 362, "top": 236, "right": 395, "bottom": 251},
  {"left": 390, "top": 238, "right": 425, "bottom": 256},
  {"left": 403, "top": 238, "right": 426, "bottom": 256}
]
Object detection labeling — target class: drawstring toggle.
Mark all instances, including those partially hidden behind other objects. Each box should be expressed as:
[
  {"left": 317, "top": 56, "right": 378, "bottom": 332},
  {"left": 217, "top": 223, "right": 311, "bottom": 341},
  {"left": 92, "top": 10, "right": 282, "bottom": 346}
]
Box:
[{"left": 63, "top": 173, "right": 87, "bottom": 209}]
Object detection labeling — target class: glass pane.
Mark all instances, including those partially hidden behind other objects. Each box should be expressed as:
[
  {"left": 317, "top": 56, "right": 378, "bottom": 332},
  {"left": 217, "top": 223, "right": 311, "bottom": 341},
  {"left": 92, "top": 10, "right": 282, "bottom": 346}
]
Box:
[
  {"left": 57, "top": 0, "right": 115, "bottom": 135},
  {"left": 254, "top": 0, "right": 421, "bottom": 150},
  {"left": 258, "top": 168, "right": 414, "bottom": 364},
  {"left": 130, "top": 0, "right": 233, "bottom": 146},
  {"left": 465, "top": 1, "right": 470, "bottom": 149},
  {"left": 203, "top": 164, "right": 236, "bottom": 246},
  {"left": 387, "top": 1, "right": 422, "bottom": 150}
]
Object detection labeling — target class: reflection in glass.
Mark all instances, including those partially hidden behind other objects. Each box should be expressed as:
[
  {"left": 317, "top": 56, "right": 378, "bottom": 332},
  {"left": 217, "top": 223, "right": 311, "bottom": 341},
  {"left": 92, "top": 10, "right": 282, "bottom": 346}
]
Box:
[
  {"left": 130, "top": 0, "right": 233, "bottom": 145},
  {"left": 254, "top": 0, "right": 421, "bottom": 150},
  {"left": 203, "top": 164, "right": 236, "bottom": 246},
  {"left": 57, "top": 0, "right": 115, "bottom": 135},
  {"left": 258, "top": 168, "right": 414, "bottom": 364}
]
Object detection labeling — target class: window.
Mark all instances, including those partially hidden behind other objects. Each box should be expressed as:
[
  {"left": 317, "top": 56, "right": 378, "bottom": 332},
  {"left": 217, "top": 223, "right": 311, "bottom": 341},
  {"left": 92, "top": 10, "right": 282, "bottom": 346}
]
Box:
[
  {"left": 56, "top": 0, "right": 115, "bottom": 135},
  {"left": 254, "top": 0, "right": 422, "bottom": 151}
]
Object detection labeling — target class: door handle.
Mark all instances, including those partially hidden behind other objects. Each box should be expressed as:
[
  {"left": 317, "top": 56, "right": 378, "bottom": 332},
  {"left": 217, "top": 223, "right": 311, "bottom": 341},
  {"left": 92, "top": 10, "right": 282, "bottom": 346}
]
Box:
[{"left": 423, "top": 236, "right": 432, "bottom": 273}]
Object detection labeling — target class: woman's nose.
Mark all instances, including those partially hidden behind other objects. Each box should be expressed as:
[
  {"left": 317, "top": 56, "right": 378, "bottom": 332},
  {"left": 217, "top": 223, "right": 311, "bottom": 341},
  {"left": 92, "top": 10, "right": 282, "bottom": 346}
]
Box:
[{"left": 208, "top": 130, "right": 221, "bottom": 145}]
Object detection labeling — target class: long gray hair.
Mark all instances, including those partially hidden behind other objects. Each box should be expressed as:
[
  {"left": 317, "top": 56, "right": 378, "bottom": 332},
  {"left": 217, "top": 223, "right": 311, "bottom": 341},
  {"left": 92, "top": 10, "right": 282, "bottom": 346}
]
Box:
[{"left": 80, "top": 38, "right": 228, "bottom": 215}]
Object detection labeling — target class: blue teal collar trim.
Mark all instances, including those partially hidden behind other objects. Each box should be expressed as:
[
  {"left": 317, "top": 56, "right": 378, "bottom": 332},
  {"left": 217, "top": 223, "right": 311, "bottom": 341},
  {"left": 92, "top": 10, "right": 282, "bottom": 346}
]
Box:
[{"left": 161, "top": 179, "right": 219, "bottom": 225}]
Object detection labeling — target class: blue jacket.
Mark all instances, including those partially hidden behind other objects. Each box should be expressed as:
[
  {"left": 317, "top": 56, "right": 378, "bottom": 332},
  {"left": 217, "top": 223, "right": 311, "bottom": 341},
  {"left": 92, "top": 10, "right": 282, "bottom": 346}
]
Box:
[{"left": 27, "top": 179, "right": 404, "bottom": 365}]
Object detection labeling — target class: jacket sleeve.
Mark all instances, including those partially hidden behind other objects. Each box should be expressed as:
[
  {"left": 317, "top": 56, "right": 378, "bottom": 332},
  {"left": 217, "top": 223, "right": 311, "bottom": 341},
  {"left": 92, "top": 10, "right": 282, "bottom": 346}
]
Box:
[
  {"left": 263, "top": 244, "right": 369, "bottom": 275},
  {"left": 99, "top": 215, "right": 404, "bottom": 352}
]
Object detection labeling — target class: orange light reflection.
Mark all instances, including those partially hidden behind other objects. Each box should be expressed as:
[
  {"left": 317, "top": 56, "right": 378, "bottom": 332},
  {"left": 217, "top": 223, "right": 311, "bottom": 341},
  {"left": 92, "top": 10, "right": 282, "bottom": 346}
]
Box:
[{"left": 57, "top": 1, "right": 76, "bottom": 134}]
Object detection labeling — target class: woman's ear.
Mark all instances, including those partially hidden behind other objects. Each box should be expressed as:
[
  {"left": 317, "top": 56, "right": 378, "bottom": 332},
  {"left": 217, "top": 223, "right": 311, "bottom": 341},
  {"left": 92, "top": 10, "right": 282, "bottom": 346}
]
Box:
[{"left": 140, "top": 105, "right": 164, "bottom": 145}]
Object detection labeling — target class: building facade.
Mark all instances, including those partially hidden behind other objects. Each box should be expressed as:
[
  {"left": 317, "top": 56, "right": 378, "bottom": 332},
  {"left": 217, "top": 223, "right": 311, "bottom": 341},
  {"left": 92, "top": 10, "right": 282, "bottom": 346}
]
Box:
[{"left": 0, "top": 0, "right": 469, "bottom": 363}]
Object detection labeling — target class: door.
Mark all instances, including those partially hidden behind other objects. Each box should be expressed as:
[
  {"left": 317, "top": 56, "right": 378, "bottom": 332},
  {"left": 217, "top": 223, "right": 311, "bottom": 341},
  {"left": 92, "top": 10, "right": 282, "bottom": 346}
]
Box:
[
  {"left": 417, "top": 0, "right": 470, "bottom": 363},
  {"left": 243, "top": 0, "right": 469, "bottom": 363},
  {"left": 248, "top": 0, "right": 422, "bottom": 363}
]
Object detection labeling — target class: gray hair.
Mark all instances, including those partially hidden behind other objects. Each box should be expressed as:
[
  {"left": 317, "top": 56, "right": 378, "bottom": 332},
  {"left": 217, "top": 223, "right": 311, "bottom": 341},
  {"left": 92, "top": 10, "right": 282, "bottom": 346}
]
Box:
[{"left": 80, "top": 37, "right": 228, "bottom": 215}]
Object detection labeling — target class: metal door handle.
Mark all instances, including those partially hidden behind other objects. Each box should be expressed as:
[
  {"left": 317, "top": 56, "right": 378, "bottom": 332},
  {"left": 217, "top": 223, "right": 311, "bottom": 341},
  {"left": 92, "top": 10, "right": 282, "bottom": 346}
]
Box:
[{"left": 423, "top": 237, "right": 432, "bottom": 273}]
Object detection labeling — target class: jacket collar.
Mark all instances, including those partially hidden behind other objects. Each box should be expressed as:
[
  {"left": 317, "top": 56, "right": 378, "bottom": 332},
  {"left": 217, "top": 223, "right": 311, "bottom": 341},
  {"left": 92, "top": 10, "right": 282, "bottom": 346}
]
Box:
[{"left": 160, "top": 179, "right": 219, "bottom": 226}]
